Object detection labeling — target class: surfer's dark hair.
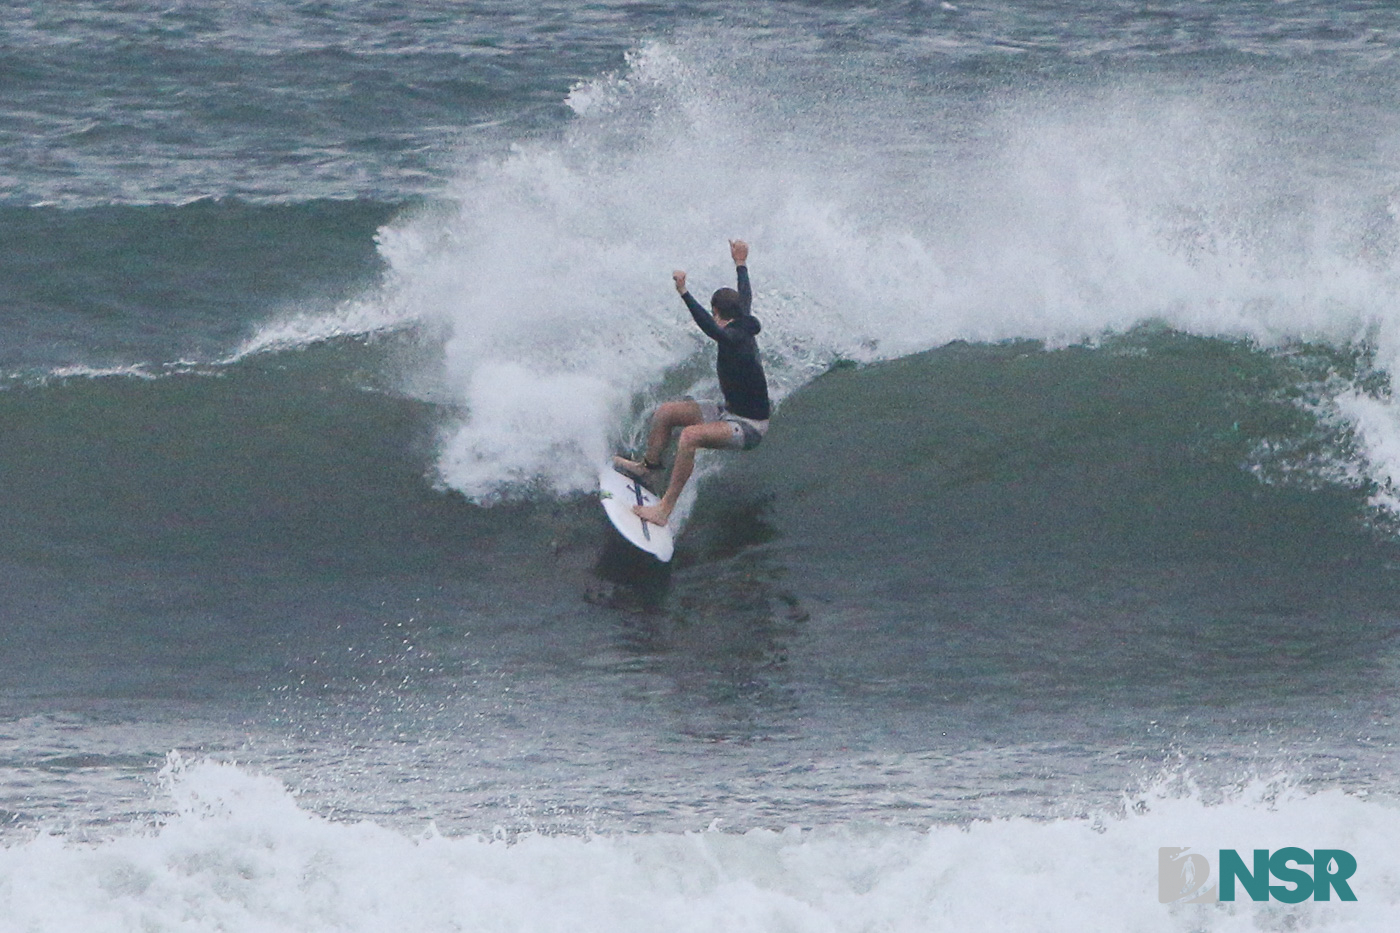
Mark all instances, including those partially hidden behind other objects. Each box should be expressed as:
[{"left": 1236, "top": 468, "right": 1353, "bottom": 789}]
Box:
[{"left": 711, "top": 287, "right": 745, "bottom": 320}]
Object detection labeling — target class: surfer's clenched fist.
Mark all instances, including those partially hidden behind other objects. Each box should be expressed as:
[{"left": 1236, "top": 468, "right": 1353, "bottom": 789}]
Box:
[
  {"left": 729, "top": 239, "right": 747, "bottom": 265},
  {"left": 672, "top": 270, "right": 687, "bottom": 294}
]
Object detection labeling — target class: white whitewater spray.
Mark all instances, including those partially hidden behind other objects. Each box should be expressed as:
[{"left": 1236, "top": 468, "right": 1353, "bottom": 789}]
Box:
[
  {"left": 0, "top": 756, "right": 1395, "bottom": 932},
  {"left": 364, "top": 41, "right": 919, "bottom": 503},
  {"left": 277, "top": 33, "right": 1400, "bottom": 509}
]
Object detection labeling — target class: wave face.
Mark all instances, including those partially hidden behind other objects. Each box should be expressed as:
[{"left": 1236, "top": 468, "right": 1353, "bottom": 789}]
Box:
[
  {"left": 1, "top": 329, "right": 1380, "bottom": 605},
  {"left": 0, "top": 199, "right": 396, "bottom": 372}
]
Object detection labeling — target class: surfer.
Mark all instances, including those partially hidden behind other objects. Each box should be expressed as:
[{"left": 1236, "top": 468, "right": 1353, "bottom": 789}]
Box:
[{"left": 613, "top": 239, "right": 771, "bottom": 527}]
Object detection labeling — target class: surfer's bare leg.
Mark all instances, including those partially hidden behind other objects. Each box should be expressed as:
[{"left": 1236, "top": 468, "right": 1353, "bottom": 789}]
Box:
[
  {"left": 614, "top": 400, "right": 703, "bottom": 475},
  {"left": 633, "top": 421, "right": 732, "bottom": 527},
  {"left": 644, "top": 400, "right": 704, "bottom": 464}
]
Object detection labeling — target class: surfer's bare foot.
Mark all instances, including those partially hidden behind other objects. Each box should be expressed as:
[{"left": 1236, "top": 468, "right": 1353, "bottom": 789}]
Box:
[
  {"left": 612, "top": 455, "right": 651, "bottom": 480},
  {"left": 633, "top": 503, "right": 670, "bottom": 526}
]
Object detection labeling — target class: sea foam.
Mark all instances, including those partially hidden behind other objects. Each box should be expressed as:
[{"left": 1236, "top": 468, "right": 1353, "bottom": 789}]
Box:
[{"left": 0, "top": 756, "right": 1394, "bottom": 933}]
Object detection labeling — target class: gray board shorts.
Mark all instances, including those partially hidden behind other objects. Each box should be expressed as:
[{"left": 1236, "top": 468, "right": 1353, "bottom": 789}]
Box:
[{"left": 696, "top": 398, "right": 769, "bottom": 451}]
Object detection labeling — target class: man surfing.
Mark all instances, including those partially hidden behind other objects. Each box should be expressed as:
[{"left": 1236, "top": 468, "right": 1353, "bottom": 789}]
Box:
[{"left": 613, "top": 239, "right": 771, "bottom": 527}]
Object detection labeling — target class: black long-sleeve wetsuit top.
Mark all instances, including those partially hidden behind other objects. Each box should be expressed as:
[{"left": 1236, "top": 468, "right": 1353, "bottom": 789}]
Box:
[{"left": 681, "top": 264, "right": 772, "bottom": 421}]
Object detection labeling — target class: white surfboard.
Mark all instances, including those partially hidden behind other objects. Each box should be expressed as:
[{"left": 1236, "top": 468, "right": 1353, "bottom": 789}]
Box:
[{"left": 598, "top": 466, "right": 674, "bottom": 562}]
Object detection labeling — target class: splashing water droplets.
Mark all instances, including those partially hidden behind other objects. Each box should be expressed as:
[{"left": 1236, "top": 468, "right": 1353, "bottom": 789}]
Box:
[{"left": 314, "top": 33, "right": 1400, "bottom": 516}]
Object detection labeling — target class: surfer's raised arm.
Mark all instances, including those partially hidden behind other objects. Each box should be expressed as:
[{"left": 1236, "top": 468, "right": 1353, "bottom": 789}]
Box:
[
  {"left": 677, "top": 245, "right": 753, "bottom": 346},
  {"left": 675, "top": 269, "right": 726, "bottom": 342},
  {"left": 680, "top": 277, "right": 729, "bottom": 344},
  {"left": 730, "top": 239, "right": 751, "bottom": 315}
]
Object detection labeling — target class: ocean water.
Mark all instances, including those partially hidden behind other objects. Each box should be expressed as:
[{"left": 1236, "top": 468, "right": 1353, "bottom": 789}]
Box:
[{"left": 4, "top": 0, "right": 1400, "bottom": 929}]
